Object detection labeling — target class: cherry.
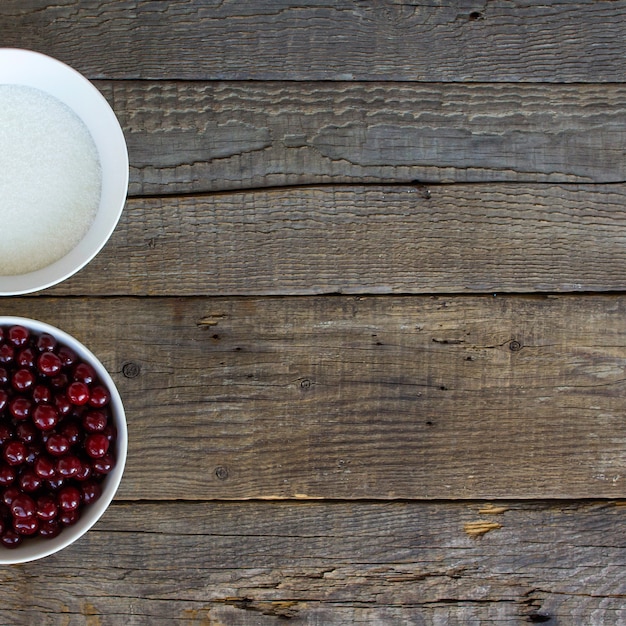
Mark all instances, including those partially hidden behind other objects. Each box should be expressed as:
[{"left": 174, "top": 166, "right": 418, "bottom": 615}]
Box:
[
  {"left": 56, "top": 455, "right": 82, "bottom": 479},
  {"left": 32, "top": 404, "right": 59, "bottom": 431},
  {"left": 75, "top": 461, "right": 92, "bottom": 482},
  {"left": 36, "top": 333, "right": 57, "bottom": 352},
  {"left": 18, "top": 470, "right": 42, "bottom": 493},
  {"left": 57, "top": 486, "right": 81, "bottom": 512},
  {"left": 83, "top": 411, "right": 108, "bottom": 433},
  {"left": 16, "top": 422, "right": 38, "bottom": 444},
  {"left": 7, "top": 326, "right": 29, "bottom": 348},
  {"left": 57, "top": 346, "right": 77, "bottom": 368},
  {"left": 16, "top": 348, "right": 36, "bottom": 368},
  {"left": 81, "top": 481, "right": 101, "bottom": 505},
  {"left": 0, "top": 344, "right": 14, "bottom": 364},
  {"left": 9, "top": 397, "right": 31, "bottom": 421},
  {"left": 34, "top": 456, "right": 56, "bottom": 479},
  {"left": 59, "top": 420, "right": 81, "bottom": 446},
  {"left": 4, "top": 441, "right": 27, "bottom": 466},
  {"left": 59, "top": 509, "right": 80, "bottom": 527},
  {"left": 38, "top": 519, "right": 61, "bottom": 538},
  {"left": 88, "top": 385, "right": 110, "bottom": 408},
  {"left": 14, "top": 517, "right": 39, "bottom": 536},
  {"left": 1, "top": 529, "right": 23, "bottom": 548},
  {"left": 10, "top": 493, "right": 36, "bottom": 519},
  {"left": 2, "top": 487, "right": 20, "bottom": 506},
  {"left": 54, "top": 393, "right": 72, "bottom": 416},
  {"left": 36, "top": 495, "right": 58, "bottom": 521},
  {"left": 92, "top": 453, "right": 115, "bottom": 475},
  {"left": 85, "top": 434, "right": 109, "bottom": 459},
  {"left": 0, "top": 425, "right": 11, "bottom": 446},
  {"left": 73, "top": 362, "right": 96, "bottom": 384},
  {"left": 0, "top": 368, "right": 7, "bottom": 385},
  {"left": 50, "top": 373, "right": 68, "bottom": 390},
  {"left": 12, "top": 369, "right": 34, "bottom": 392},
  {"left": 0, "top": 464, "right": 16, "bottom": 486},
  {"left": 67, "top": 382, "right": 90, "bottom": 406},
  {"left": 0, "top": 389, "right": 8, "bottom": 412},
  {"left": 38, "top": 352, "right": 62, "bottom": 377},
  {"left": 46, "top": 434, "right": 70, "bottom": 457}
]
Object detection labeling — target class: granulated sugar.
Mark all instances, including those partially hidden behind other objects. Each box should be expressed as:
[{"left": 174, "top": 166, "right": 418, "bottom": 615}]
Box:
[{"left": 0, "top": 85, "right": 101, "bottom": 275}]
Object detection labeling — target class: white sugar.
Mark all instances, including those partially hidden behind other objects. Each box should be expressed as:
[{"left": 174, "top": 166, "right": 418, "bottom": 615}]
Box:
[{"left": 0, "top": 85, "right": 101, "bottom": 275}]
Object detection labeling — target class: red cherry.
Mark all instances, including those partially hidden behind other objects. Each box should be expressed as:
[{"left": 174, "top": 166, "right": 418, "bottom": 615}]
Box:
[
  {"left": 92, "top": 453, "right": 115, "bottom": 475},
  {"left": 1, "top": 529, "right": 23, "bottom": 547},
  {"left": 56, "top": 455, "right": 82, "bottom": 478},
  {"left": 83, "top": 411, "right": 108, "bottom": 433},
  {"left": 9, "top": 397, "right": 31, "bottom": 421},
  {"left": 0, "top": 344, "right": 14, "bottom": 364},
  {"left": 10, "top": 493, "right": 36, "bottom": 519},
  {"left": 67, "top": 382, "right": 90, "bottom": 406},
  {"left": 32, "top": 384, "right": 52, "bottom": 404},
  {"left": 88, "top": 385, "right": 110, "bottom": 408},
  {"left": 2, "top": 487, "right": 20, "bottom": 506},
  {"left": 14, "top": 517, "right": 39, "bottom": 536},
  {"left": 73, "top": 362, "right": 96, "bottom": 384},
  {"left": 16, "top": 422, "right": 38, "bottom": 444},
  {"left": 4, "top": 441, "right": 27, "bottom": 466},
  {"left": 38, "top": 519, "right": 61, "bottom": 538},
  {"left": 57, "top": 486, "right": 81, "bottom": 512},
  {"left": 85, "top": 434, "right": 109, "bottom": 459},
  {"left": 34, "top": 456, "right": 56, "bottom": 479},
  {"left": 32, "top": 404, "right": 59, "bottom": 431},
  {"left": 36, "top": 495, "right": 58, "bottom": 521},
  {"left": 16, "top": 347, "right": 35, "bottom": 368},
  {"left": 37, "top": 352, "right": 62, "bottom": 377},
  {"left": 36, "top": 333, "right": 57, "bottom": 352},
  {"left": 0, "top": 464, "right": 16, "bottom": 486},
  {"left": 45, "top": 434, "right": 70, "bottom": 457},
  {"left": 57, "top": 346, "right": 77, "bottom": 368},
  {"left": 54, "top": 393, "right": 72, "bottom": 416},
  {"left": 81, "top": 481, "right": 102, "bottom": 505},
  {"left": 7, "top": 326, "right": 29, "bottom": 347},
  {"left": 18, "top": 470, "right": 42, "bottom": 493},
  {"left": 0, "top": 389, "right": 8, "bottom": 412}
]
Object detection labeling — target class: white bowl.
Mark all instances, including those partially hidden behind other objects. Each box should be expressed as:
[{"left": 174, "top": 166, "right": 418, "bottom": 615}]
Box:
[
  {"left": 0, "top": 316, "right": 127, "bottom": 564},
  {"left": 0, "top": 49, "right": 128, "bottom": 296}
]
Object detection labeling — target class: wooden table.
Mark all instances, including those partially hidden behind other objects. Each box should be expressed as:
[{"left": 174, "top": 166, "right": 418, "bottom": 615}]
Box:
[{"left": 2, "top": 2, "right": 626, "bottom": 623}]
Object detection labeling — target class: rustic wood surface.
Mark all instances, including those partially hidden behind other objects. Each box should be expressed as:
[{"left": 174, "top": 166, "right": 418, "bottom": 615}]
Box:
[
  {"left": 45, "top": 184, "right": 626, "bottom": 296},
  {"left": 3, "top": 1, "right": 626, "bottom": 82},
  {"left": 3, "top": 501, "right": 626, "bottom": 625},
  {"left": 2, "top": 294, "right": 626, "bottom": 502},
  {"left": 95, "top": 81, "right": 626, "bottom": 195},
  {"left": 3, "top": 0, "right": 626, "bottom": 624}
]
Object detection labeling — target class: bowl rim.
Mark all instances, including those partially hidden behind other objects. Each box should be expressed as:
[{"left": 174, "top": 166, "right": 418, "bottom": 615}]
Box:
[
  {"left": 0, "top": 316, "right": 127, "bottom": 564},
  {"left": 0, "top": 48, "right": 129, "bottom": 296}
]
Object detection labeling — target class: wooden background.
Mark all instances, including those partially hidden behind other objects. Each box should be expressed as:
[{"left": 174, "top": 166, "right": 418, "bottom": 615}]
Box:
[{"left": 2, "top": 1, "right": 626, "bottom": 624}]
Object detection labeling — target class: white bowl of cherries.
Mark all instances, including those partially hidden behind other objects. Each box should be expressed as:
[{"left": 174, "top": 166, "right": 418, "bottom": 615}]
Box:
[{"left": 0, "top": 317, "right": 127, "bottom": 563}]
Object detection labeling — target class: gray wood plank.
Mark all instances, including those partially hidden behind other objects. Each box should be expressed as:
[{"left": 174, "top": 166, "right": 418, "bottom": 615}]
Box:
[
  {"left": 46, "top": 184, "right": 626, "bottom": 296},
  {"left": 2, "top": 295, "right": 626, "bottom": 500},
  {"left": 96, "top": 81, "right": 626, "bottom": 195},
  {"left": 2, "top": 1, "right": 626, "bottom": 82},
  {"left": 3, "top": 500, "right": 626, "bottom": 624}
]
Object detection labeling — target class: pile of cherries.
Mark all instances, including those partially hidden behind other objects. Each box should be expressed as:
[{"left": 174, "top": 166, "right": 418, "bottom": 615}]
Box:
[{"left": 0, "top": 324, "right": 116, "bottom": 548}]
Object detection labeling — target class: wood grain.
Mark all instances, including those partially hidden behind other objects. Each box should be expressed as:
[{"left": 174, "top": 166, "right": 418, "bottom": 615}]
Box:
[
  {"left": 95, "top": 81, "right": 626, "bottom": 195},
  {"left": 3, "top": 295, "right": 626, "bottom": 500},
  {"left": 2, "top": 1, "right": 626, "bottom": 82},
  {"left": 47, "top": 183, "right": 626, "bottom": 296},
  {"left": 4, "top": 500, "right": 626, "bottom": 624}
]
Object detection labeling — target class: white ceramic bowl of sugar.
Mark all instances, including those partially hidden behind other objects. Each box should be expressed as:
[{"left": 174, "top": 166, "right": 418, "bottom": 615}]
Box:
[{"left": 0, "top": 49, "right": 128, "bottom": 296}]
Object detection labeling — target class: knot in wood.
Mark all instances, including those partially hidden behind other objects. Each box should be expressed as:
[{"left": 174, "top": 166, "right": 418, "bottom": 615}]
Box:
[{"left": 122, "top": 362, "right": 141, "bottom": 378}]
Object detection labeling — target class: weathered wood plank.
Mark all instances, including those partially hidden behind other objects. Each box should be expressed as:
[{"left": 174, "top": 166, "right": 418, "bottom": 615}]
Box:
[
  {"left": 2, "top": 1, "right": 626, "bottom": 82},
  {"left": 46, "top": 184, "right": 626, "bottom": 296},
  {"left": 2, "top": 295, "right": 626, "bottom": 500},
  {"left": 3, "top": 500, "right": 626, "bottom": 624},
  {"left": 96, "top": 81, "right": 626, "bottom": 195}
]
